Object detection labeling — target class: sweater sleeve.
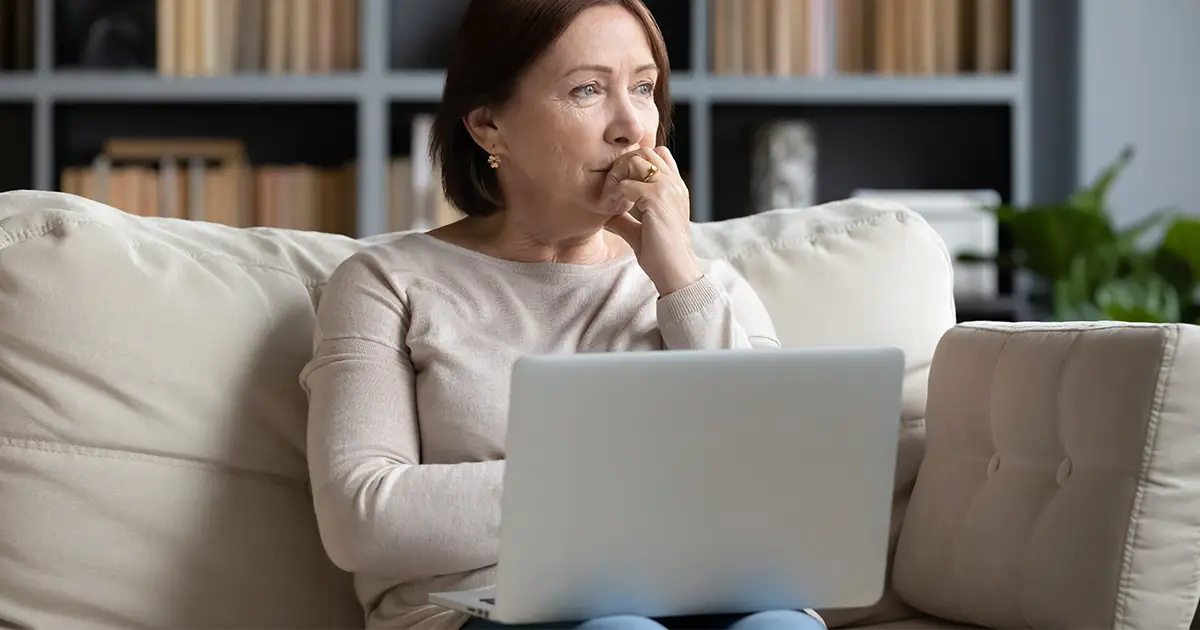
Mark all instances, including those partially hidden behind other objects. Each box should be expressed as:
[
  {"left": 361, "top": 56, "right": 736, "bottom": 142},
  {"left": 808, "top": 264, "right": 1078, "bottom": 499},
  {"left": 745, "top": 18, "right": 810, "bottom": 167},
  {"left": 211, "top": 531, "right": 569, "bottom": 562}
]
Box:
[
  {"left": 299, "top": 252, "right": 503, "bottom": 582},
  {"left": 656, "top": 259, "right": 781, "bottom": 350}
]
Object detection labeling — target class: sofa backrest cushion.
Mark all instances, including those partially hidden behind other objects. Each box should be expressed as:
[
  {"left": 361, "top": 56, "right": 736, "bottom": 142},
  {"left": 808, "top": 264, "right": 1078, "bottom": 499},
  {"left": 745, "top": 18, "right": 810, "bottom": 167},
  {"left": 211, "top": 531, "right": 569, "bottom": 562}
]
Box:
[
  {"left": 0, "top": 191, "right": 370, "bottom": 629},
  {"left": 0, "top": 190, "right": 954, "bottom": 628},
  {"left": 691, "top": 200, "right": 957, "bottom": 626},
  {"left": 894, "top": 321, "right": 1200, "bottom": 630}
]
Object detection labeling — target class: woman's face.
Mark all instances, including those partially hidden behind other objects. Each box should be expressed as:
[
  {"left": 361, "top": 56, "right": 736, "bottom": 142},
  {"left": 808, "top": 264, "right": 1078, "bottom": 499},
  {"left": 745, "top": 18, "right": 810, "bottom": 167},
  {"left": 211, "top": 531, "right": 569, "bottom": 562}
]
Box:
[{"left": 480, "top": 4, "right": 661, "bottom": 217}]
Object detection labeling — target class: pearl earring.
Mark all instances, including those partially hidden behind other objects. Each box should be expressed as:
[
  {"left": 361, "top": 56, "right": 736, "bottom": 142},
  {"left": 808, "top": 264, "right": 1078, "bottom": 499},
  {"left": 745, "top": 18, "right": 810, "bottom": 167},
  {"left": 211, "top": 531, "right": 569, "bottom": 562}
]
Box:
[{"left": 488, "top": 147, "right": 501, "bottom": 169}]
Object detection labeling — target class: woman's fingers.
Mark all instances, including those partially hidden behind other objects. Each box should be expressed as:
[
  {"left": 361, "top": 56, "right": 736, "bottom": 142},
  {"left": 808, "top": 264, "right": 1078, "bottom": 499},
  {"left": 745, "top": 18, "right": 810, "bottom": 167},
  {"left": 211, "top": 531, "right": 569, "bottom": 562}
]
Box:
[
  {"left": 609, "top": 147, "right": 671, "bottom": 186},
  {"left": 635, "top": 146, "right": 672, "bottom": 179},
  {"left": 616, "top": 179, "right": 655, "bottom": 210},
  {"left": 654, "top": 146, "right": 679, "bottom": 175}
]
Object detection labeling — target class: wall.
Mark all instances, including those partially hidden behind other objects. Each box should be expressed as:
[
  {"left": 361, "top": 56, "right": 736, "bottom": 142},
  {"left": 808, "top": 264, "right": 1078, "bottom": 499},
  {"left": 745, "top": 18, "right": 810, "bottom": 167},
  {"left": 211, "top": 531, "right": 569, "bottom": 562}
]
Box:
[{"left": 1076, "top": 0, "right": 1200, "bottom": 225}]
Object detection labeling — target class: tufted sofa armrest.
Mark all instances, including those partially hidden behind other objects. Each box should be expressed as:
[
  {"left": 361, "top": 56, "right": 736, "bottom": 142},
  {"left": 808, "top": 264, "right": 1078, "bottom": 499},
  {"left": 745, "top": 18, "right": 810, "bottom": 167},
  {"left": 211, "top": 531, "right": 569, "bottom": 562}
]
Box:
[{"left": 891, "top": 321, "right": 1200, "bottom": 630}]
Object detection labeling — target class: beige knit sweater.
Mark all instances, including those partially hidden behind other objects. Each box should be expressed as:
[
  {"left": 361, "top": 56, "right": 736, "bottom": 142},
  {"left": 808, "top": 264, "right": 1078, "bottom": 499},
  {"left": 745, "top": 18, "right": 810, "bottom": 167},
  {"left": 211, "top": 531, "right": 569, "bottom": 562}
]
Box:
[{"left": 300, "top": 233, "right": 780, "bottom": 629}]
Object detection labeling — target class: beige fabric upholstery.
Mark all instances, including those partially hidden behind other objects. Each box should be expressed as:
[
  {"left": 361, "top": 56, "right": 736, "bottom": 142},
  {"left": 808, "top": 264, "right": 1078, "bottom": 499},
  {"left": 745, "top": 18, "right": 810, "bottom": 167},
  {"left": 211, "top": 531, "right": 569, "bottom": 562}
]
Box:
[
  {"left": 894, "top": 321, "right": 1200, "bottom": 630},
  {"left": 0, "top": 191, "right": 368, "bottom": 629},
  {"left": 0, "top": 188, "right": 946, "bottom": 628}
]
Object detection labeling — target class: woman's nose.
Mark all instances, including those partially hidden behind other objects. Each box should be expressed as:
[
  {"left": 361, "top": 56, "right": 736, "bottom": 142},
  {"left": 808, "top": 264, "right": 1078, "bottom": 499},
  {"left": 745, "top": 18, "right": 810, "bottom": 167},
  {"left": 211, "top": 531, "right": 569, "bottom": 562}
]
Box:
[{"left": 605, "top": 95, "right": 646, "bottom": 147}]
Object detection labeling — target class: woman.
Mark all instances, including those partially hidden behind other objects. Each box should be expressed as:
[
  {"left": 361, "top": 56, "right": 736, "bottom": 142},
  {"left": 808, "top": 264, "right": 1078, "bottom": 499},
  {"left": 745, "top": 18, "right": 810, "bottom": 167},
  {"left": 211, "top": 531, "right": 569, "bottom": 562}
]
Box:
[{"left": 300, "top": 1, "right": 824, "bottom": 629}]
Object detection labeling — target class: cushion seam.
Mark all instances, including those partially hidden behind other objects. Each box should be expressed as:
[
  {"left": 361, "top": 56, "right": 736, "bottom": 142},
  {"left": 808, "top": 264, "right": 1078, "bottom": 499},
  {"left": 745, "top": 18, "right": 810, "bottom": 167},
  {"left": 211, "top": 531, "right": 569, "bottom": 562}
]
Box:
[
  {"left": 714, "top": 212, "right": 901, "bottom": 262},
  {"left": 0, "top": 214, "right": 325, "bottom": 289},
  {"left": 0, "top": 436, "right": 304, "bottom": 489},
  {"left": 714, "top": 211, "right": 943, "bottom": 265},
  {"left": 127, "top": 239, "right": 324, "bottom": 289},
  {"left": 960, "top": 329, "right": 1011, "bottom": 623},
  {"left": 0, "top": 214, "right": 91, "bottom": 250},
  {"left": 1177, "top": 332, "right": 1200, "bottom": 630},
  {"left": 1112, "top": 326, "right": 1179, "bottom": 630}
]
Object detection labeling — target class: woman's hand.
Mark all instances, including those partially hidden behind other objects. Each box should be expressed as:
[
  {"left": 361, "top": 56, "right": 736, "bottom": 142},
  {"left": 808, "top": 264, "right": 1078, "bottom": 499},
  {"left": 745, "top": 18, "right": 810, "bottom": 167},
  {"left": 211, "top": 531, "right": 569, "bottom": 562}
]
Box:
[{"left": 601, "top": 146, "right": 703, "bottom": 296}]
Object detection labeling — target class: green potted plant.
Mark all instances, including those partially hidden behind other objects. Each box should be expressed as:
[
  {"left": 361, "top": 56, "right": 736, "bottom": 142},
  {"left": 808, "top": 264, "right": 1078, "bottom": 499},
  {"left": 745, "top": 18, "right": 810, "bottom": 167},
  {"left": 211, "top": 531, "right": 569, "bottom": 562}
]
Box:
[{"left": 963, "top": 145, "right": 1200, "bottom": 323}]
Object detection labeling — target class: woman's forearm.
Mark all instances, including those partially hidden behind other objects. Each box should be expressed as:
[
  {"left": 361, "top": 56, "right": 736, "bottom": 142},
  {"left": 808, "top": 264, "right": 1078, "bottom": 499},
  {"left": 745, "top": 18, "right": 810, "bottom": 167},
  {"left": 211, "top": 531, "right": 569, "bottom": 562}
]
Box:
[
  {"left": 303, "top": 334, "right": 503, "bottom": 582},
  {"left": 311, "top": 457, "right": 504, "bottom": 581}
]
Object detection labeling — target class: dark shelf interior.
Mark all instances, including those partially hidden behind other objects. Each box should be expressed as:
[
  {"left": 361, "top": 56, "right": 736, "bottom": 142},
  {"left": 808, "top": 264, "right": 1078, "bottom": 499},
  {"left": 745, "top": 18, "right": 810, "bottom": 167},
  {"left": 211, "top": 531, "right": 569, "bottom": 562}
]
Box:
[
  {"left": 710, "top": 104, "right": 1013, "bottom": 221},
  {"left": 0, "top": 104, "right": 34, "bottom": 192},
  {"left": 55, "top": 0, "right": 156, "bottom": 70},
  {"left": 387, "top": 0, "right": 466, "bottom": 71},
  {"left": 53, "top": 102, "right": 358, "bottom": 176},
  {"left": 664, "top": 102, "right": 692, "bottom": 179},
  {"left": 388, "top": 0, "right": 691, "bottom": 72},
  {"left": 1, "top": 0, "right": 38, "bottom": 72},
  {"left": 643, "top": 0, "right": 692, "bottom": 73}
]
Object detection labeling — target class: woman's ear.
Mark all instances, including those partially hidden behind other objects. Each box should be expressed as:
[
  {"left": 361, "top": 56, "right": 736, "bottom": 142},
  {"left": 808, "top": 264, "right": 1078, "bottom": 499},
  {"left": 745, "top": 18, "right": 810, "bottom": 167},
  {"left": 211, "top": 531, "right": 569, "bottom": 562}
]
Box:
[{"left": 464, "top": 106, "right": 505, "bottom": 156}]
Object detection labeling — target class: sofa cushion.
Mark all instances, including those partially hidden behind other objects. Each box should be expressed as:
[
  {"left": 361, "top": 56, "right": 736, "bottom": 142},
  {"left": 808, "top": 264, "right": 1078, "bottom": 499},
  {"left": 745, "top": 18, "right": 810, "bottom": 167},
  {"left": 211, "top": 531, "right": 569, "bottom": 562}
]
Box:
[
  {"left": 893, "top": 321, "right": 1200, "bottom": 630},
  {"left": 692, "top": 201, "right": 957, "bottom": 625},
  {"left": 0, "top": 190, "right": 954, "bottom": 628},
  {"left": 0, "top": 190, "right": 370, "bottom": 629}
]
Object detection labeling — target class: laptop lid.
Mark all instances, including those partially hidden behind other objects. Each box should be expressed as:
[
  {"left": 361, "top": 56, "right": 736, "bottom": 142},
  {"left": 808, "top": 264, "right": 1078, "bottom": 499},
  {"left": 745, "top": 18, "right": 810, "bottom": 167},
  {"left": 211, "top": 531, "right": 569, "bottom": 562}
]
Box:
[{"left": 492, "top": 346, "right": 904, "bottom": 625}]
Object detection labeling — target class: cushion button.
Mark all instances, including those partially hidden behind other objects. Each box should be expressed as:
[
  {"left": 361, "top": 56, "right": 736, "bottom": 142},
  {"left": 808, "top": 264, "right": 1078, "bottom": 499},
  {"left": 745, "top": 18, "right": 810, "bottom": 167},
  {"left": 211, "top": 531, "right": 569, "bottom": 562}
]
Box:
[
  {"left": 987, "top": 453, "right": 1001, "bottom": 478},
  {"left": 1057, "top": 457, "right": 1073, "bottom": 485}
]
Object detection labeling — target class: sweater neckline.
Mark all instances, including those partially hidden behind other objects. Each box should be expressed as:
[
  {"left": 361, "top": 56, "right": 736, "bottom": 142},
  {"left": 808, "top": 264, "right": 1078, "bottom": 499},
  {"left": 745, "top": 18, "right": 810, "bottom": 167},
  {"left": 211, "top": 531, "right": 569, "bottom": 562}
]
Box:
[{"left": 411, "top": 232, "right": 637, "bottom": 276}]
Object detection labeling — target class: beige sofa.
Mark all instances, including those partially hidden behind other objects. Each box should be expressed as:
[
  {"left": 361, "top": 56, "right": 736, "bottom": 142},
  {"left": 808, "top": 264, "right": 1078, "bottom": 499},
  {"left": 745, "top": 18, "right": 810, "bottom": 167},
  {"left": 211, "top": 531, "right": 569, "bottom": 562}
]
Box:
[{"left": 1, "top": 189, "right": 1198, "bottom": 630}]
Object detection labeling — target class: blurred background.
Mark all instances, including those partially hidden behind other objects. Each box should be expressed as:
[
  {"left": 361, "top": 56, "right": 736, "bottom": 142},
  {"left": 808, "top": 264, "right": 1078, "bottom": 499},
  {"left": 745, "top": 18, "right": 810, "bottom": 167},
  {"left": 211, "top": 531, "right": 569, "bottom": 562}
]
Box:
[{"left": 0, "top": 0, "right": 1197, "bottom": 323}]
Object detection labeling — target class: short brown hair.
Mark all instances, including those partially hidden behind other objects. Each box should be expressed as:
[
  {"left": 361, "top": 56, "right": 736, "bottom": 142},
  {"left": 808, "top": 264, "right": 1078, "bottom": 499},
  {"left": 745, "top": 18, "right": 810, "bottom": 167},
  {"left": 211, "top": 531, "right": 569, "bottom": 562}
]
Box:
[{"left": 430, "top": 0, "right": 674, "bottom": 217}]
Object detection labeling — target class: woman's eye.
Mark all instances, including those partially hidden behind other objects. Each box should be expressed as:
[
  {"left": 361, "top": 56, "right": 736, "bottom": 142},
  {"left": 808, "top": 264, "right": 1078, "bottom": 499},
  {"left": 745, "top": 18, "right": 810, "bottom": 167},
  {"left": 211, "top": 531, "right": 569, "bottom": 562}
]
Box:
[
  {"left": 573, "top": 84, "right": 598, "bottom": 97},
  {"left": 635, "top": 82, "right": 654, "bottom": 96}
]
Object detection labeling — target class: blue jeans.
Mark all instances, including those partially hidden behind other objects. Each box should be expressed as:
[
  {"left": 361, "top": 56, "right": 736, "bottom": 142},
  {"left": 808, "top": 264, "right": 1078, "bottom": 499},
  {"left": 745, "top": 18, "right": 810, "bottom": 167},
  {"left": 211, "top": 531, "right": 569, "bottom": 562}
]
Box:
[{"left": 461, "top": 609, "right": 825, "bottom": 629}]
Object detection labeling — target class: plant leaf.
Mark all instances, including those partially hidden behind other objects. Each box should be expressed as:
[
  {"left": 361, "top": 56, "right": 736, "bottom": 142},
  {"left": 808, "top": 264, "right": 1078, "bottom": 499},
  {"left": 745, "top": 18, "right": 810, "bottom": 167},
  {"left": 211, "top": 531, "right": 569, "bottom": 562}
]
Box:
[
  {"left": 1009, "top": 208, "right": 1115, "bottom": 280},
  {"left": 1152, "top": 246, "right": 1196, "bottom": 304},
  {"left": 1116, "top": 206, "right": 1178, "bottom": 255},
  {"left": 990, "top": 204, "right": 1019, "bottom": 222},
  {"left": 1162, "top": 217, "right": 1200, "bottom": 282},
  {"left": 1070, "top": 144, "right": 1135, "bottom": 213},
  {"left": 1094, "top": 275, "right": 1182, "bottom": 323},
  {"left": 1049, "top": 256, "right": 1101, "bottom": 321}
]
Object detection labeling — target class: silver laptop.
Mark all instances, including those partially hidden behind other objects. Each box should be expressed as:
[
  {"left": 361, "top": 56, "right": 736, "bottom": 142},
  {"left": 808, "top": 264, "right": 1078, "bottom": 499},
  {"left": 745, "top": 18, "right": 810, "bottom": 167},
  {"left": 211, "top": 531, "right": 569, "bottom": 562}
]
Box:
[{"left": 430, "top": 346, "right": 904, "bottom": 626}]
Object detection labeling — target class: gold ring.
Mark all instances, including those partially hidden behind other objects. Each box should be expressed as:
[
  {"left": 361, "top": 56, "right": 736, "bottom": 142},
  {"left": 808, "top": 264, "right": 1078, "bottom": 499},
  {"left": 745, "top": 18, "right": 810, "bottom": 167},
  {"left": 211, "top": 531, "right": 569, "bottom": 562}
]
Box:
[{"left": 643, "top": 164, "right": 659, "bottom": 183}]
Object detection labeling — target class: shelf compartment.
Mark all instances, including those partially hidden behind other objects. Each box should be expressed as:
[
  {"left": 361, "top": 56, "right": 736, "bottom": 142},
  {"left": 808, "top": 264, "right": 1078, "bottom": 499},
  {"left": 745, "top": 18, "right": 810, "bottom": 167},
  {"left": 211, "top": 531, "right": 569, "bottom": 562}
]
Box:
[
  {"left": 0, "top": 104, "right": 34, "bottom": 192},
  {"left": 385, "top": 101, "right": 450, "bottom": 231},
  {"left": 644, "top": 0, "right": 693, "bottom": 72},
  {"left": 704, "top": 0, "right": 1015, "bottom": 78},
  {"left": 388, "top": 0, "right": 466, "bottom": 71},
  {"left": 55, "top": 102, "right": 357, "bottom": 167},
  {"left": 57, "top": 0, "right": 362, "bottom": 76},
  {"left": 55, "top": 0, "right": 155, "bottom": 71},
  {"left": 709, "top": 102, "right": 1012, "bottom": 217},
  {"left": 52, "top": 101, "right": 359, "bottom": 234},
  {"left": 388, "top": 0, "right": 692, "bottom": 72},
  {"left": 1, "top": 0, "right": 38, "bottom": 73}
]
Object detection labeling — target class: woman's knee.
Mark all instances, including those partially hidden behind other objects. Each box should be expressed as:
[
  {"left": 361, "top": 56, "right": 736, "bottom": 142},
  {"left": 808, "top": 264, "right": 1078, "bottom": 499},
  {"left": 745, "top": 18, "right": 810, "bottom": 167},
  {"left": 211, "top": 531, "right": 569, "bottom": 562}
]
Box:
[
  {"left": 574, "top": 615, "right": 669, "bottom": 630},
  {"left": 727, "top": 610, "right": 826, "bottom": 630}
]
